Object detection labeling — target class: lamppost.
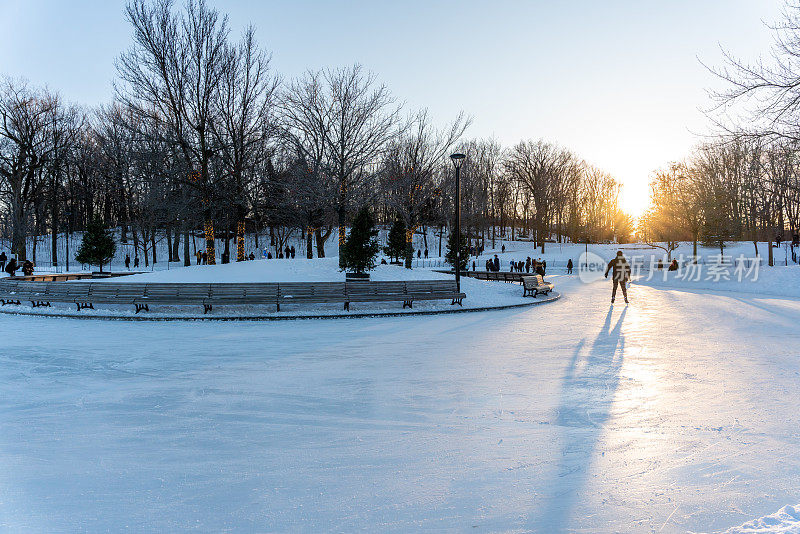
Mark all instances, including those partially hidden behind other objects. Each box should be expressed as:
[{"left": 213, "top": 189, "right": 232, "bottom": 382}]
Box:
[{"left": 450, "top": 153, "right": 466, "bottom": 292}]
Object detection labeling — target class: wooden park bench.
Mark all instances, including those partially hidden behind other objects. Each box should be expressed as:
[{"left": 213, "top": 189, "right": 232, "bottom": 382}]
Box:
[
  {"left": 522, "top": 275, "right": 554, "bottom": 297},
  {"left": 0, "top": 279, "right": 465, "bottom": 314}
]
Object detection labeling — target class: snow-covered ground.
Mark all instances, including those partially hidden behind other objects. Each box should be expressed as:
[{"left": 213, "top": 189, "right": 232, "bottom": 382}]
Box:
[{"left": 2, "top": 274, "right": 800, "bottom": 532}]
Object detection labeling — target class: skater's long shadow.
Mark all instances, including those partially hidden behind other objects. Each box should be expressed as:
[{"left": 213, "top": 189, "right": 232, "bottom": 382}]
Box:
[{"left": 530, "top": 306, "right": 627, "bottom": 532}]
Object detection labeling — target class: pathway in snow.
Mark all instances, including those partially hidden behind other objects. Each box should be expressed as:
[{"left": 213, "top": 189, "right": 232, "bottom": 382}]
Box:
[{"left": 1, "top": 278, "right": 800, "bottom": 532}]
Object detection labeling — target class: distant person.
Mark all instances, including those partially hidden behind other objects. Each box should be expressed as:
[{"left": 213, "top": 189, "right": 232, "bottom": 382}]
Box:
[
  {"left": 263, "top": 248, "right": 268, "bottom": 259},
  {"left": 195, "top": 250, "right": 202, "bottom": 265},
  {"left": 125, "top": 254, "right": 131, "bottom": 269},
  {"left": 493, "top": 254, "right": 500, "bottom": 272},
  {"left": 0, "top": 251, "right": 6, "bottom": 270},
  {"left": 381, "top": 258, "right": 387, "bottom": 265},
  {"left": 604, "top": 250, "right": 631, "bottom": 304},
  {"left": 291, "top": 246, "right": 296, "bottom": 258},
  {"left": 567, "top": 258, "right": 573, "bottom": 274},
  {"left": 5, "top": 258, "right": 18, "bottom": 276},
  {"left": 472, "top": 260, "right": 476, "bottom": 271},
  {"left": 541, "top": 259, "right": 547, "bottom": 275},
  {"left": 202, "top": 251, "right": 208, "bottom": 264},
  {"left": 526, "top": 257, "right": 531, "bottom": 273},
  {"left": 267, "top": 251, "right": 272, "bottom": 259},
  {"left": 22, "top": 259, "right": 33, "bottom": 276},
  {"left": 535, "top": 262, "right": 545, "bottom": 277},
  {"left": 249, "top": 252, "right": 255, "bottom": 261},
  {"left": 134, "top": 256, "right": 140, "bottom": 268},
  {"left": 668, "top": 259, "right": 679, "bottom": 271},
  {"left": 501, "top": 244, "right": 506, "bottom": 254},
  {"left": 424, "top": 248, "right": 429, "bottom": 258},
  {"left": 657, "top": 259, "right": 664, "bottom": 270},
  {"left": 417, "top": 250, "right": 421, "bottom": 259},
  {"left": 776, "top": 234, "right": 782, "bottom": 247}
]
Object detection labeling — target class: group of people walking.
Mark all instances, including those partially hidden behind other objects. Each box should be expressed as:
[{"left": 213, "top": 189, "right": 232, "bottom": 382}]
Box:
[{"left": 509, "top": 257, "right": 546, "bottom": 275}]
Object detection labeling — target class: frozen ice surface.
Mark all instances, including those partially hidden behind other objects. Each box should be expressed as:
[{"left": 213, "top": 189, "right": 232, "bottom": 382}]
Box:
[{"left": 2, "top": 275, "right": 800, "bottom": 532}]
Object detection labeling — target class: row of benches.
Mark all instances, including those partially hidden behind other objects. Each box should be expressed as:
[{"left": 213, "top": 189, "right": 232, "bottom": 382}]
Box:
[
  {"left": 466, "top": 270, "right": 534, "bottom": 283},
  {"left": 0, "top": 279, "right": 466, "bottom": 314}
]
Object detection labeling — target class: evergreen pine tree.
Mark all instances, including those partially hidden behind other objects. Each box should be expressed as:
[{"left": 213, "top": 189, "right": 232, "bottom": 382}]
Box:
[
  {"left": 75, "top": 218, "right": 117, "bottom": 273},
  {"left": 384, "top": 214, "right": 406, "bottom": 264},
  {"left": 340, "top": 207, "right": 381, "bottom": 273},
  {"left": 445, "top": 230, "right": 470, "bottom": 272}
]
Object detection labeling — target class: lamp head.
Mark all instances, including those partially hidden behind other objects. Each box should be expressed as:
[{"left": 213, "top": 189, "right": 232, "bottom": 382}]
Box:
[{"left": 450, "top": 153, "right": 466, "bottom": 170}]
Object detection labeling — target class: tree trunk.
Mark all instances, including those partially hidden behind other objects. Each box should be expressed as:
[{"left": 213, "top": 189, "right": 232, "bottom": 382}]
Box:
[
  {"left": 236, "top": 220, "right": 245, "bottom": 261},
  {"left": 172, "top": 226, "right": 180, "bottom": 263},
  {"left": 11, "top": 191, "right": 27, "bottom": 261},
  {"left": 204, "top": 218, "right": 216, "bottom": 265},
  {"left": 51, "top": 176, "right": 58, "bottom": 266},
  {"left": 404, "top": 227, "right": 414, "bottom": 269},
  {"left": 183, "top": 227, "right": 191, "bottom": 267},
  {"left": 223, "top": 228, "right": 231, "bottom": 264},
  {"left": 315, "top": 227, "right": 326, "bottom": 258},
  {"left": 166, "top": 225, "right": 173, "bottom": 262},
  {"left": 337, "top": 206, "right": 346, "bottom": 268},
  {"left": 306, "top": 227, "right": 314, "bottom": 259}
]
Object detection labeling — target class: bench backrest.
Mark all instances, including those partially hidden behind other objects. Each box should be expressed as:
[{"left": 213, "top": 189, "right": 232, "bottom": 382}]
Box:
[
  {"left": 522, "top": 275, "right": 545, "bottom": 288},
  {"left": 0, "top": 278, "right": 462, "bottom": 303}
]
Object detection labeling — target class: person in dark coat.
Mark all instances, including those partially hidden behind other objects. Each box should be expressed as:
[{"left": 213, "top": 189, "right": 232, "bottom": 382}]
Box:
[
  {"left": 5, "top": 258, "right": 18, "bottom": 276},
  {"left": 125, "top": 254, "right": 131, "bottom": 269},
  {"left": 196, "top": 250, "right": 202, "bottom": 265},
  {"left": 668, "top": 259, "right": 678, "bottom": 271},
  {"left": 493, "top": 255, "right": 500, "bottom": 272},
  {"left": 134, "top": 256, "right": 140, "bottom": 268},
  {"left": 501, "top": 244, "right": 506, "bottom": 254},
  {"left": 541, "top": 259, "right": 546, "bottom": 275},
  {"left": 22, "top": 259, "right": 34, "bottom": 276},
  {"left": 526, "top": 257, "right": 531, "bottom": 273},
  {"left": 567, "top": 258, "right": 573, "bottom": 274},
  {"left": 291, "top": 246, "right": 296, "bottom": 258},
  {"left": 424, "top": 248, "right": 428, "bottom": 258},
  {"left": 604, "top": 250, "right": 631, "bottom": 304},
  {"left": 0, "top": 251, "right": 6, "bottom": 271},
  {"left": 417, "top": 249, "right": 421, "bottom": 259},
  {"left": 657, "top": 259, "right": 664, "bottom": 270}
]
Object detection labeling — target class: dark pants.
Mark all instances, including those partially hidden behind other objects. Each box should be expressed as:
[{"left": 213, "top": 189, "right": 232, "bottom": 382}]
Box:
[{"left": 612, "top": 279, "right": 628, "bottom": 301}]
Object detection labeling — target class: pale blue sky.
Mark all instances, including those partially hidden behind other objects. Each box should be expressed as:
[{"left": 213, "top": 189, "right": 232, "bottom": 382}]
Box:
[{"left": 0, "top": 0, "right": 784, "bottom": 214}]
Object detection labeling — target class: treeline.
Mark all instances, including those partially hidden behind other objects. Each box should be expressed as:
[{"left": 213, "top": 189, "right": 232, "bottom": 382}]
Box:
[
  {"left": 0, "top": 0, "right": 630, "bottom": 269},
  {"left": 642, "top": 2, "right": 800, "bottom": 265},
  {"left": 641, "top": 140, "right": 800, "bottom": 263}
]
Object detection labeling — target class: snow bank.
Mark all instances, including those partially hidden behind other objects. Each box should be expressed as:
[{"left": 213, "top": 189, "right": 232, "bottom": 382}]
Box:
[
  {"left": 635, "top": 264, "right": 800, "bottom": 299},
  {"left": 723, "top": 504, "right": 800, "bottom": 533},
  {"left": 102, "top": 257, "right": 450, "bottom": 284}
]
